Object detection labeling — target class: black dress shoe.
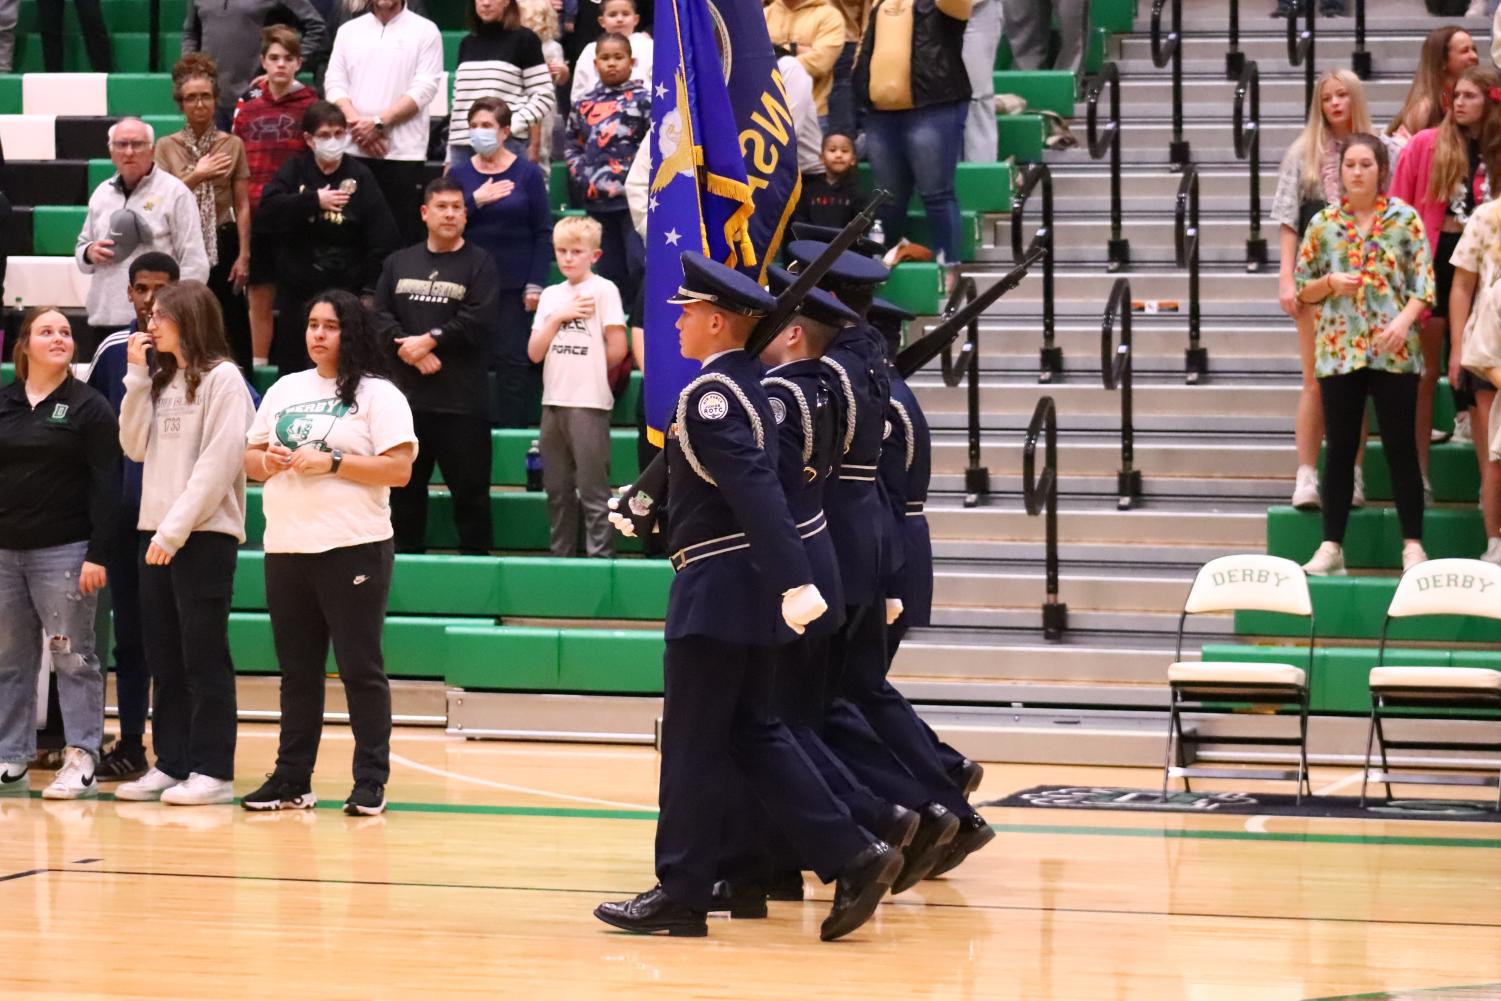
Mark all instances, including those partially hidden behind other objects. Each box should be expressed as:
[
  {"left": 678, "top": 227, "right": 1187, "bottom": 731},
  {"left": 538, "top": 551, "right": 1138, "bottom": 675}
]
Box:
[
  {"left": 821, "top": 840, "right": 902, "bottom": 942},
  {"left": 873, "top": 803, "right": 920, "bottom": 849},
  {"left": 951, "top": 759, "right": 984, "bottom": 800},
  {"left": 766, "top": 869, "right": 805, "bottom": 901},
  {"left": 594, "top": 885, "right": 708, "bottom": 937},
  {"left": 891, "top": 803, "right": 959, "bottom": 894},
  {"left": 708, "top": 879, "right": 769, "bottom": 919},
  {"left": 927, "top": 812, "right": 996, "bottom": 879}
]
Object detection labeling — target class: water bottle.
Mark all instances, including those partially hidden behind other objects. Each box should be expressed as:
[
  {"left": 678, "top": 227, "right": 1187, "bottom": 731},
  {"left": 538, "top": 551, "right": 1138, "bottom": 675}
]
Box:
[
  {"left": 525, "top": 440, "right": 544, "bottom": 491},
  {"left": 869, "top": 219, "right": 885, "bottom": 247}
]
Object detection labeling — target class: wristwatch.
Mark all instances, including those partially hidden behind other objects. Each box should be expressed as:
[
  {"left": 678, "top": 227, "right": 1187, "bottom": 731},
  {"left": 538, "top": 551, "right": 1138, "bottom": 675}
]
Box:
[
  {"left": 373, "top": 115, "right": 386, "bottom": 133},
  {"left": 330, "top": 449, "right": 344, "bottom": 475}
]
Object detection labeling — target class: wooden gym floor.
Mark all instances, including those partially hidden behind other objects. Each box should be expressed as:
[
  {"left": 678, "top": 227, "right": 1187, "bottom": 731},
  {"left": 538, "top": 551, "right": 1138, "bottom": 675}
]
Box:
[{"left": 3, "top": 723, "right": 1500, "bottom": 1001}]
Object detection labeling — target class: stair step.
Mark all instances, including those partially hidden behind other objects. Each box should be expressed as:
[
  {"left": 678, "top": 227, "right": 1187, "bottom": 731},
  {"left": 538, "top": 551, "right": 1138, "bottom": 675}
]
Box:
[
  {"left": 935, "top": 568, "right": 1191, "bottom": 612},
  {"left": 911, "top": 378, "right": 1300, "bottom": 418},
  {"left": 925, "top": 503, "right": 1267, "bottom": 546}
]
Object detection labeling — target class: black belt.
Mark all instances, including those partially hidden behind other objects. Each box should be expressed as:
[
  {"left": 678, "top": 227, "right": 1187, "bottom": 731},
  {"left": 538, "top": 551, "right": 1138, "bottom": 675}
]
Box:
[
  {"left": 670, "top": 532, "right": 748, "bottom": 572},
  {"left": 839, "top": 462, "right": 878, "bottom": 483}
]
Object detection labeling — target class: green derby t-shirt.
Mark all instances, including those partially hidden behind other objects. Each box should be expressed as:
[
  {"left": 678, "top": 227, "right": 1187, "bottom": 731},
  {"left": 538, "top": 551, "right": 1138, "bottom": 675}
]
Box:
[{"left": 248, "top": 370, "right": 418, "bottom": 554}]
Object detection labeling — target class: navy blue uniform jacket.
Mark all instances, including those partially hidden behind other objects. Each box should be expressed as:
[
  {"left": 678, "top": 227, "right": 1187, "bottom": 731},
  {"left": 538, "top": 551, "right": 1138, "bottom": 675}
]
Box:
[{"left": 880, "top": 368, "right": 933, "bottom": 627}]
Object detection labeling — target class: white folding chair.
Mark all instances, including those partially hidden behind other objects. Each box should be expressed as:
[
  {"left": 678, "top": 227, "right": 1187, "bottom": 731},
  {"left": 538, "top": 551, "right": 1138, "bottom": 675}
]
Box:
[
  {"left": 1164, "top": 555, "right": 1315, "bottom": 803},
  {"left": 1361, "top": 558, "right": 1501, "bottom": 809}
]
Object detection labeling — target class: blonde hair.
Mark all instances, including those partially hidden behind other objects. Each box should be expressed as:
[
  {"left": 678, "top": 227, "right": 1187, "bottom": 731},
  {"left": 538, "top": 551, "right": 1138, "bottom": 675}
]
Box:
[
  {"left": 517, "top": 0, "right": 558, "bottom": 42},
  {"left": 1293, "top": 69, "right": 1373, "bottom": 194},
  {"left": 1428, "top": 65, "right": 1501, "bottom": 204},
  {"left": 553, "top": 214, "right": 603, "bottom": 250},
  {"left": 11, "top": 307, "right": 72, "bottom": 382}
]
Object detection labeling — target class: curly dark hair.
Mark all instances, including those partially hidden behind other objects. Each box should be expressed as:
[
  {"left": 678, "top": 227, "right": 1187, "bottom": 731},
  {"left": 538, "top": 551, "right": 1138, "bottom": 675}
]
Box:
[
  {"left": 304, "top": 289, "right": 390, "bottom": 411},
  {"left": 172, "top": 52, "right": 220, "bottom": 102}
]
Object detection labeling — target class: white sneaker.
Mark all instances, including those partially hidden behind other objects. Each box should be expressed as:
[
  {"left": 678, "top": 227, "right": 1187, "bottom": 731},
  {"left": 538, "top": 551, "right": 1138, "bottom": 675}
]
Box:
[
  {"left": 1303, "top": 541, "right": 1347, "bottom": 576},
  {"left": 1351, "top": 467, "right": 1366, "bottom": 509},
  {"left": 1402, "top": 541, "right": 1429, "bottom": 572},
  {"left": 0, "top": 761, "right": 29, "bottom": 796},
  {"left": 1482, "top": 538, "right": 1501, "bottom": 566},
  {"left": 160, "top": 773, "right": 234, "bottom": 806},
  {"left": 1291, "top": 466, "right": 1321, "bottom": 510},
  {"left": 1454, "top": 411, "right": 1473, "bottom": 443},
  {"left": 1423, "top": 476, "right": 1435, "bottom": 504},
  {"left": 1467, "top": 0, "right": 1487, "bottom": 16},
  {"left": 41, "top": 747, "right": 98, "bottom": 800},
  {"left": 115, "top": 767, "right": 183, "bottom": 802}
]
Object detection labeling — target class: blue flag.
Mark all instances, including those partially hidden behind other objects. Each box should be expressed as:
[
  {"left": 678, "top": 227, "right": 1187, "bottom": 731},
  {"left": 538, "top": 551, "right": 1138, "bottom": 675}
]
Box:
[{"left": 642, "top": 0, "right": 802, "bottom": 444}]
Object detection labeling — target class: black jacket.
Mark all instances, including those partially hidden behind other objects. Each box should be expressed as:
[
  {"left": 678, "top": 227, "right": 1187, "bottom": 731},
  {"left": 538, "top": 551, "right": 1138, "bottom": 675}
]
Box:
[
  {"left": 853, "top": 0, "right": 971, "bottom": 111},
  {"left": 257, "top": 152, "right": 399, "bottom": 296}
]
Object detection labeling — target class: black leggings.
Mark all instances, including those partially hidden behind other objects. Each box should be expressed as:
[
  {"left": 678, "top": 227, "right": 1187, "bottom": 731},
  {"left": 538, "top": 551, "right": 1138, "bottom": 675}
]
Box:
[{"left": 1319, "top": 367, "right": 1424, "bottom": 543}]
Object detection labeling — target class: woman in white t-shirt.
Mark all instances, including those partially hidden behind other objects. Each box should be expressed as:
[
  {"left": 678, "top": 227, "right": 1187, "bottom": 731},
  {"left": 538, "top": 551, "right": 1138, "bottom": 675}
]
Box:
[{"left": 242, "top": 289, "right": 418, "bottom": 817}]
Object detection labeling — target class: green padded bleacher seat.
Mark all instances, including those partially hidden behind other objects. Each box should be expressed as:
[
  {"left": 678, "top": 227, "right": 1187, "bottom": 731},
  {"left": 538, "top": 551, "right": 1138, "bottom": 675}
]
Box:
[
  {"left": 16, "top": 0, "right": 190, "bottom": 33},
  {"left": 1235, "top": 575, "right": 1501, "bottom": 643},
  {"left": 992, "top": 71, "right": 1076, "bottom": 117},
  {"left": 12, "top": 33, "right": 176, "bottom": 74},
  {"left": 1265, "top": 506, "right": 1488, "bottom": 570},
  {"left": 878, "top": 262, "right": 942, "bottom": 316},
  {"left": 997, "top": 115, "right": 1045, "bottom": 163},
  {"left": 954, "top": 162, "right": 1013, "bottom": 214},
  {"left": 0, "top": 78, "right": 21, "bottom": 115},
  {"left": 143, "top": 113, "right": 186, "bottom": 138},
  {"left": 87, "top": 158, "right": 116, "bottom": 191},
  {"left": 1319, "top": 440, "right": 1481, "bottom": 504},
  {"left": 108, "top": 74, "right": 178, "bottom": 116},
  {"left": 229, "top": 612, "right": 490, "bottom": 677},
  {"left": 903, "top": 209, "right": 981, "bottom": 262},
  {"left": 445, "top": 625, "right": 664, "bottom": 693},
  {"left": 470, "top": 428, "right": 639, "bottom": 487},
  {"left": 30, "top": 205, "right": 85, "bottom": 255}
]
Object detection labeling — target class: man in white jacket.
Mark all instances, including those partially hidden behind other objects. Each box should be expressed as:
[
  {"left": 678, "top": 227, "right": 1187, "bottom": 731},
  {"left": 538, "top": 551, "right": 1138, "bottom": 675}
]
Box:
[{"left": 74, "top": 118, "right": 210, "bottom": 353}]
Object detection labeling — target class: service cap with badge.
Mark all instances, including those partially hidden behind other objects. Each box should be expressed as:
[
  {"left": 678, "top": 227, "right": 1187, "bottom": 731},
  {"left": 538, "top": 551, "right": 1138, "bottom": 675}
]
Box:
[{"left": 668, "top": 251, "right": 777, "bottom": 317}]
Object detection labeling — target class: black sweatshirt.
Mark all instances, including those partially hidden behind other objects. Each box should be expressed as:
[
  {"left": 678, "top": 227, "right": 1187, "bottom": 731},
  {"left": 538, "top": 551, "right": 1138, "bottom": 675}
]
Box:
[
  {"left": 0, "top": 377, "right": 121, "bottom": 564},
  {"left": 372, "top": 240, "right": 501, "bottom": 419},
  {"left": 256, "top": 151, "right": 400, "bottom": 296},
  {"left": 793, "top": 170, "right": 869, "bottom": 230}
]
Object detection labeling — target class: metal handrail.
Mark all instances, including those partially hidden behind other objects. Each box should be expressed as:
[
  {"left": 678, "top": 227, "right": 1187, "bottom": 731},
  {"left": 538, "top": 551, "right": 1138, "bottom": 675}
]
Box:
[
  {"left": 1353, "top": 0, "right": 1371, "bottom": 79},
  {"left": 1233, "top": 60, "right": 1269, "bottom": 272},
  {"left": 1023, "top": 396, "right": 1067, "bottom": 640},
  {"left": 937, "top": 275, "right": 988, "bottom": 507},
  {"left": 1086, "top": 61, "right": 1129, "bottom": 272},
  {"left": 1100, "top": 279, "right": 1143, "bottom": 511},
  {"left": 1150, "top": 0, "right": 1190, "bottom": 166},
  {"left": 1286, "top": 0, "right": 1315, "bottom": 115},
  {"left": 1226, "top": 0, "right": 1244, "bottom": 79},
  {"left": 1175, "top": 165, "right": 1208, "bottom": 383},
  {"left": 1010, "top": 162, "right": 1059, "bottom": 383}
]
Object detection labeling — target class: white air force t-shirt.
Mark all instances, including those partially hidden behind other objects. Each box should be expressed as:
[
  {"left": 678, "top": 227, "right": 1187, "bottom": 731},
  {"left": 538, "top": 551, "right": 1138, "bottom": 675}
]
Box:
[
  {"left": 248, "top": 371, "right": 418, "bottom": 554},
  {"left": 533, "top": 273, "right": 626, "bottom": 410}
]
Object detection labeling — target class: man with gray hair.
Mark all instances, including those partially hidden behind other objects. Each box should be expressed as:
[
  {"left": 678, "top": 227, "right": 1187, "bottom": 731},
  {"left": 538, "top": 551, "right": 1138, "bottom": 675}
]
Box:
[{"left": 74, "top": 118, "right": 210, "bottom": 352}]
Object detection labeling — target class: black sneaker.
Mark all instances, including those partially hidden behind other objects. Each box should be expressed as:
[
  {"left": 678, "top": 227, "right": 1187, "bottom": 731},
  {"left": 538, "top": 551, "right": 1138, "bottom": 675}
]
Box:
[
  {"left": 95, "top": 741, "right": 148, "bottom": 782},
  {"left": 241, "top": 774, "right": 317, "bottom": 811},
  {"left": 1271, "top": 0, "right": 1296, "bottom": 15},
  {"left": 1317, "top": 0, "right": 1346, "bottom": 14},
  {"left": 344, "top": 781, "right": 386, "bottom": 816}
]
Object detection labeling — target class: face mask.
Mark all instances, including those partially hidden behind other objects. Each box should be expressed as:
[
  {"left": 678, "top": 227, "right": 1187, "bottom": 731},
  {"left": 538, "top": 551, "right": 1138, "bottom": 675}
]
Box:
[
  {"left": 312, "top": 135, "right": 347, "bottom": 163},
  {"left": 470, "top": 128, "right": 501, "bottom": 157}
]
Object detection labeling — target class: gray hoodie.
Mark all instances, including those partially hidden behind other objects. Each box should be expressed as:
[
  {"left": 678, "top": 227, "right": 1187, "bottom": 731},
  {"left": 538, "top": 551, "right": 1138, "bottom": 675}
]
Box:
[{"left": 182, "top": 0, "right": 330, "bottom": 117}]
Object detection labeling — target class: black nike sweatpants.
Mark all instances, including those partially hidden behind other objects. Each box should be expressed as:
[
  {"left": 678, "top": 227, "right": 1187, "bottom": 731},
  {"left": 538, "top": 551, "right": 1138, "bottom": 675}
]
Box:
[{"left": 264, "top": 540, "right": 394, "bottom": 785}]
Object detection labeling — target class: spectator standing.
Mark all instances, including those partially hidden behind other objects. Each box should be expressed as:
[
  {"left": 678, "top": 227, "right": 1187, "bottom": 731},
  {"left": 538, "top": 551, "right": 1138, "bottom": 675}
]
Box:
[
  {"left": 0, "top": 309, "right": 120, "bottom": 800},
  {"left": 1271, "top": 69, "right": 1377, "bottom": 511},
  {"left": 1390, "top": 66, "right": 1500, "bottom": 496},
  {"left": 448, "top": 0, "right": 555, "bottom": 165},
  {"left": 74, "top": 118, "right": 210, "bottom": 355},
  {"left": 1002, "top": 0, "right": 1089, "bottom": 75},
  {"left": 527, "top": 216, "right": 626, "bottom": 557},
  {"left": 449, "top": 97, "right": 553, "bottom": 427},
  {"left": 83, "top": 252, "right": 181, "bottom": 782},
  {"left": 763, "top": 0, "right": 843, "bottom": 128},
  {"left": 518, "top": 0, "right": 570, "bottom": 172},
  {"left": 157, "top": 55, "right": 254, "bottom": 373},
  {"left": 854, "top": 0, "right": 971, "bottom": 268},
  {"left": 1390, "top": 27, "right": 1480, "bottom": 142},
  {"left": 1296, "top": 135, "right": 1434, "bottom": 577},
  {"left": 243, "top": 290, "right": 416, "bottom": 817},
  {"left": 570, "top": 0, "right": 652, "bottom": 105},
  {"left": 0, "top": 0, "right": 15, "bottom": 73},
  {"left": 1447, "top": 184, "right": 1501, "bottom": 565},
  {"left": 115, "top": 280, "right": 256, "bottom": 806},
  {"left": 779, "top": 50, "right": 823, "bottom": 177},
  {"left": 323, "top": 0, "right": 444, "bottom": 245},
  {"left": 257, "top": 101, "right": 399, "bottom": 374},
  {"left": 38, "top": 0, "right": 112, "bottom": 72},
  {"left": 566, "top": 35, "right": 650, "bottom": 305},
  {"left": 375, "top": 177, "right": 500, "bottom": 554},
  {"left": 233, "top": 26, "right": 322, "bottom": 367},
  {"left": 182, "top": 0, "right": 328, "bottom": 131},
  {"left": 793, "top": 132, "right": 866, "bottom": 229},
  {"left": 823, "top": 0, "right": 868, "bottom": 140},
  {"left": 961, "top": 0, "right": 1002, "bottom": 163}
]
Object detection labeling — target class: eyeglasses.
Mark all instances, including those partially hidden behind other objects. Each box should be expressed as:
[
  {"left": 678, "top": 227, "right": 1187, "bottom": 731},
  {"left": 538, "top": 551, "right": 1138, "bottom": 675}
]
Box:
[
  {"left": 181, "top": 93, "right": 215, "bottom": 104},
  {"left": 111, "top": 140, "right": 150, "bottom": 152}
]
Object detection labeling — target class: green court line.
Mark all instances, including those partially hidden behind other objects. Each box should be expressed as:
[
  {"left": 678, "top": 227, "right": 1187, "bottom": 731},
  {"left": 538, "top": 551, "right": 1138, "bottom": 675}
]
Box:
[{"left": 24, "top": 793, "right": 1501, "bottom": 848}]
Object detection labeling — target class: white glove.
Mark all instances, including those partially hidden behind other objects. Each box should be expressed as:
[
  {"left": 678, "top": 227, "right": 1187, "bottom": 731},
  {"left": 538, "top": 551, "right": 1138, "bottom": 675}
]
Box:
[
  {"left": 607, "top": 495, "right": 636, "bottom": 538},
  {"left": 781, "top": 583, "right": 828, "bottom": 635},
  {"left": 885, "top": 598, "right": 904, "bottom": 625}
]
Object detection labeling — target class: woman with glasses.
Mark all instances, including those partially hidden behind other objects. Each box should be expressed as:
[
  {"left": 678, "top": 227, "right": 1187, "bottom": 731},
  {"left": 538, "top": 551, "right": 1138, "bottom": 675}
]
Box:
[{"left": 156, "top": 54, "right": 254, "bottom": 373}]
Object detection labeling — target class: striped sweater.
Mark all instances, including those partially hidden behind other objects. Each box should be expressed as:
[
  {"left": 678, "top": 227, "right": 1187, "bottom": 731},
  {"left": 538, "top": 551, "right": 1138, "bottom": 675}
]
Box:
[{"left": 447, "top": 24, "right": 555, "bottom": 149}]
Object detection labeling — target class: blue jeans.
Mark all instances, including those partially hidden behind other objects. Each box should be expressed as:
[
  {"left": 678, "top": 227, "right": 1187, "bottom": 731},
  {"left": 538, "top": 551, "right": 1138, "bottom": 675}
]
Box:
[
  {"left": 825, "top": 41, "right": 861, "bottom": 140},
  {"left": 0, "top": 541, "right": 103, "bottom": 762},
  {"left": 864, "top": 100, "right": 967, "bottom": 264}
]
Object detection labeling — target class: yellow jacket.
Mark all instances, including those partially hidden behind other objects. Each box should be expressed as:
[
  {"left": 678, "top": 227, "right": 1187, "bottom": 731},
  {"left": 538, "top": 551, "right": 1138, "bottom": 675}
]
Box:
[{"left": 764, "top": 0, "right": 846, "bottom": 116}]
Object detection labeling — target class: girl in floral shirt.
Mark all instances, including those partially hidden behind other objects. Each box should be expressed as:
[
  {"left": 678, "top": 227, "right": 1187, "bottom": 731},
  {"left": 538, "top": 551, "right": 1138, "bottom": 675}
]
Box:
[{"left": 1295, "top": 134, "right": 1435, "bottom": 576}]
